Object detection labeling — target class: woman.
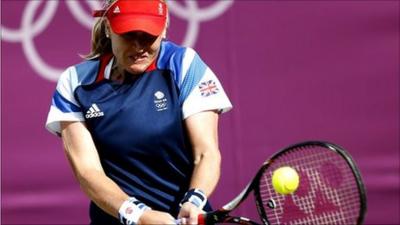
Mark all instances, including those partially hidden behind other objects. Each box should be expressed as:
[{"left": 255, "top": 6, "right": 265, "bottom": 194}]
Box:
[{"left": 46, "top": 0, "right": 232, "bottom": 224}]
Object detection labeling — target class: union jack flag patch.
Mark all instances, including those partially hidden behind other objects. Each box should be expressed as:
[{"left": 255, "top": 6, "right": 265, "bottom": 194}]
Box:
[{"left": 199, "top": 80, "right": 219, "bottom": 97}]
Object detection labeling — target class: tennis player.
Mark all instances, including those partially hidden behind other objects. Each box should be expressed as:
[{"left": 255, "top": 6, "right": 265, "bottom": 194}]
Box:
[{"left": 45, "top": 0, "right": 232, "bottom": 224}]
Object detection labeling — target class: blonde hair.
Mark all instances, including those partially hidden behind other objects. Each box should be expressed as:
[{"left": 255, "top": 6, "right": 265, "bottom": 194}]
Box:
[{"left": 83, "top": 0, "right": 115, "bottom": 59}]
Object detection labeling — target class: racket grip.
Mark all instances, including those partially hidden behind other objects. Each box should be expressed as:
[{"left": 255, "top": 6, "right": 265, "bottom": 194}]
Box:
[
  {"left": 175, "top": 214, "right": 207, "bottom": 225},
  {"left": 198, "top": 214, "right": 206, "bottom": 225}
]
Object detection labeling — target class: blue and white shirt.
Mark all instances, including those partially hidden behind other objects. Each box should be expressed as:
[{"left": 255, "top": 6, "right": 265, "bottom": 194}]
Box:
[{"left": 45, "top": 40, "right": 232, "bottom": 219}]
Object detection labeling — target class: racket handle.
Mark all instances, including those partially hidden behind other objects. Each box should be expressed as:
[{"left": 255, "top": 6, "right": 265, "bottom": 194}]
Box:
[
  {"left": 198, "top": 214, "right": 206, "bottom": 225},
  {"left": 175, "top": 214, "right": 207, "bottom": 225}
]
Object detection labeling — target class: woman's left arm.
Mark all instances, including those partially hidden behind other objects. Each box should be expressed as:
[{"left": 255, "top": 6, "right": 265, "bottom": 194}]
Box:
[{"left": 178, "top": 110, "right": 221, "bottom": 224}]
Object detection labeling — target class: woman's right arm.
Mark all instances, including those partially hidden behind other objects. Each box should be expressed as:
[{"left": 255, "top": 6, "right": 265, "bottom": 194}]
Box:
[
  {"left": 61, "top": 121, "right": 129, "bottom": 218},
  {"left": 60, "top": 121, "right": 175, "bottom": 224}
]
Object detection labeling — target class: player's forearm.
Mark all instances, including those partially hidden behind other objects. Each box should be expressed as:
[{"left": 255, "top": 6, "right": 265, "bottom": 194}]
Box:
[
  {"left": 61, "top": 121, "right": 129, "bottom": 219},
  {"left": 184, "top": 111, "right": 221, "bottom": 197},
  {"left": 189, "top": 148, "right": 221, "bottom": 196},
  {"left": 75, "top": 168, "right": 129, "bottom": 218}
]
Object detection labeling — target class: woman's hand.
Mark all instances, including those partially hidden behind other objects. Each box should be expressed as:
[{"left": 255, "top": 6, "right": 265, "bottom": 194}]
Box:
[
  {"left": 177, "top": 202, "right": 204, "bottom": 225},
  {"left": 138, "top": 209, "right": 176, "bottom": 225}
]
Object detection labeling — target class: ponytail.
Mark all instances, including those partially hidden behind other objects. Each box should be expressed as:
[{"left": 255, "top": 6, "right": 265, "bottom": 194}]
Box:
[{"left": 83, "top": 0, "right": 115, "bottom": 59}]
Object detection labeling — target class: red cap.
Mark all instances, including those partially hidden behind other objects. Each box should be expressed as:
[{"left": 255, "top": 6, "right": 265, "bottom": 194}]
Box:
[{"left": 93, "top": 0, "right": 168, "bottom": 36}]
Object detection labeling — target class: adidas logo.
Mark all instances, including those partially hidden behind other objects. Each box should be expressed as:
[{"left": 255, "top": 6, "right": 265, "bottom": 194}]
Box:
[
  {"left": 158, "top": 3, "right": 164, "bottom": 15},
  {"left": 85, "top": 104, "right": 104, "bottom": 119},
  {"left": 113, "top": 6, "right": 120, "bottom": 14}
]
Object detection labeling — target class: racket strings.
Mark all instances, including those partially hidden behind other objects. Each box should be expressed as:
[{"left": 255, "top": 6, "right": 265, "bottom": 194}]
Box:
[{"left": 258, "top": 146, "right": 362, "bottom": 225}]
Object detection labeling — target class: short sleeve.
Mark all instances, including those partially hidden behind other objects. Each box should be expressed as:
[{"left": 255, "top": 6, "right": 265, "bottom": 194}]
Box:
[
  {"left": 180, "top": 48, "right": 232, "bottom": 119},
  {"left": 45, "top": 66, "right": 84, "bottom": 136}
]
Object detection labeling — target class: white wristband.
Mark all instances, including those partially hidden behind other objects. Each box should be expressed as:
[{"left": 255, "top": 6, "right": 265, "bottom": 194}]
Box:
[
  {"left": 118, "top": 197, "right": 151, "bottom": 225},
  {"left": 179, "top": 188, "right": 207, "bottom": 209}
]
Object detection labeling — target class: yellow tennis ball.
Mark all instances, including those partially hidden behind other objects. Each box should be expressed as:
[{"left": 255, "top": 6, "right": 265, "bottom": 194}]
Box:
[{"left": 272, "top": 166, "right": 299, "bottom": 195}]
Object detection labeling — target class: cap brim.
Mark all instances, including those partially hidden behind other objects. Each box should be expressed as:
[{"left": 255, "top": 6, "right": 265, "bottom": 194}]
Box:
[{"left": 110, "top": 15, "right": 165, "bottom": 36}]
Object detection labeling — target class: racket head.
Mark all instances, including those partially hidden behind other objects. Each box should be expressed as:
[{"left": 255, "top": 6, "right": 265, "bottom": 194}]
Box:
[{"left": 254, "top": 141, "right": 367, "bottom": 225}]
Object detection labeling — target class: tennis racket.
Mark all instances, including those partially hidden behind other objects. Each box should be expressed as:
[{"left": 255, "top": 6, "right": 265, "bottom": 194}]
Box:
[{"left": 199, "top": 140, "right": 367, "bottom": 225}]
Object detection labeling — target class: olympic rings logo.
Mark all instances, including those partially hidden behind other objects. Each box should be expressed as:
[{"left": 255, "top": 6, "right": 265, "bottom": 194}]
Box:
[{"left": 1, "top": 0, "right": 234, "bottom": 82}]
